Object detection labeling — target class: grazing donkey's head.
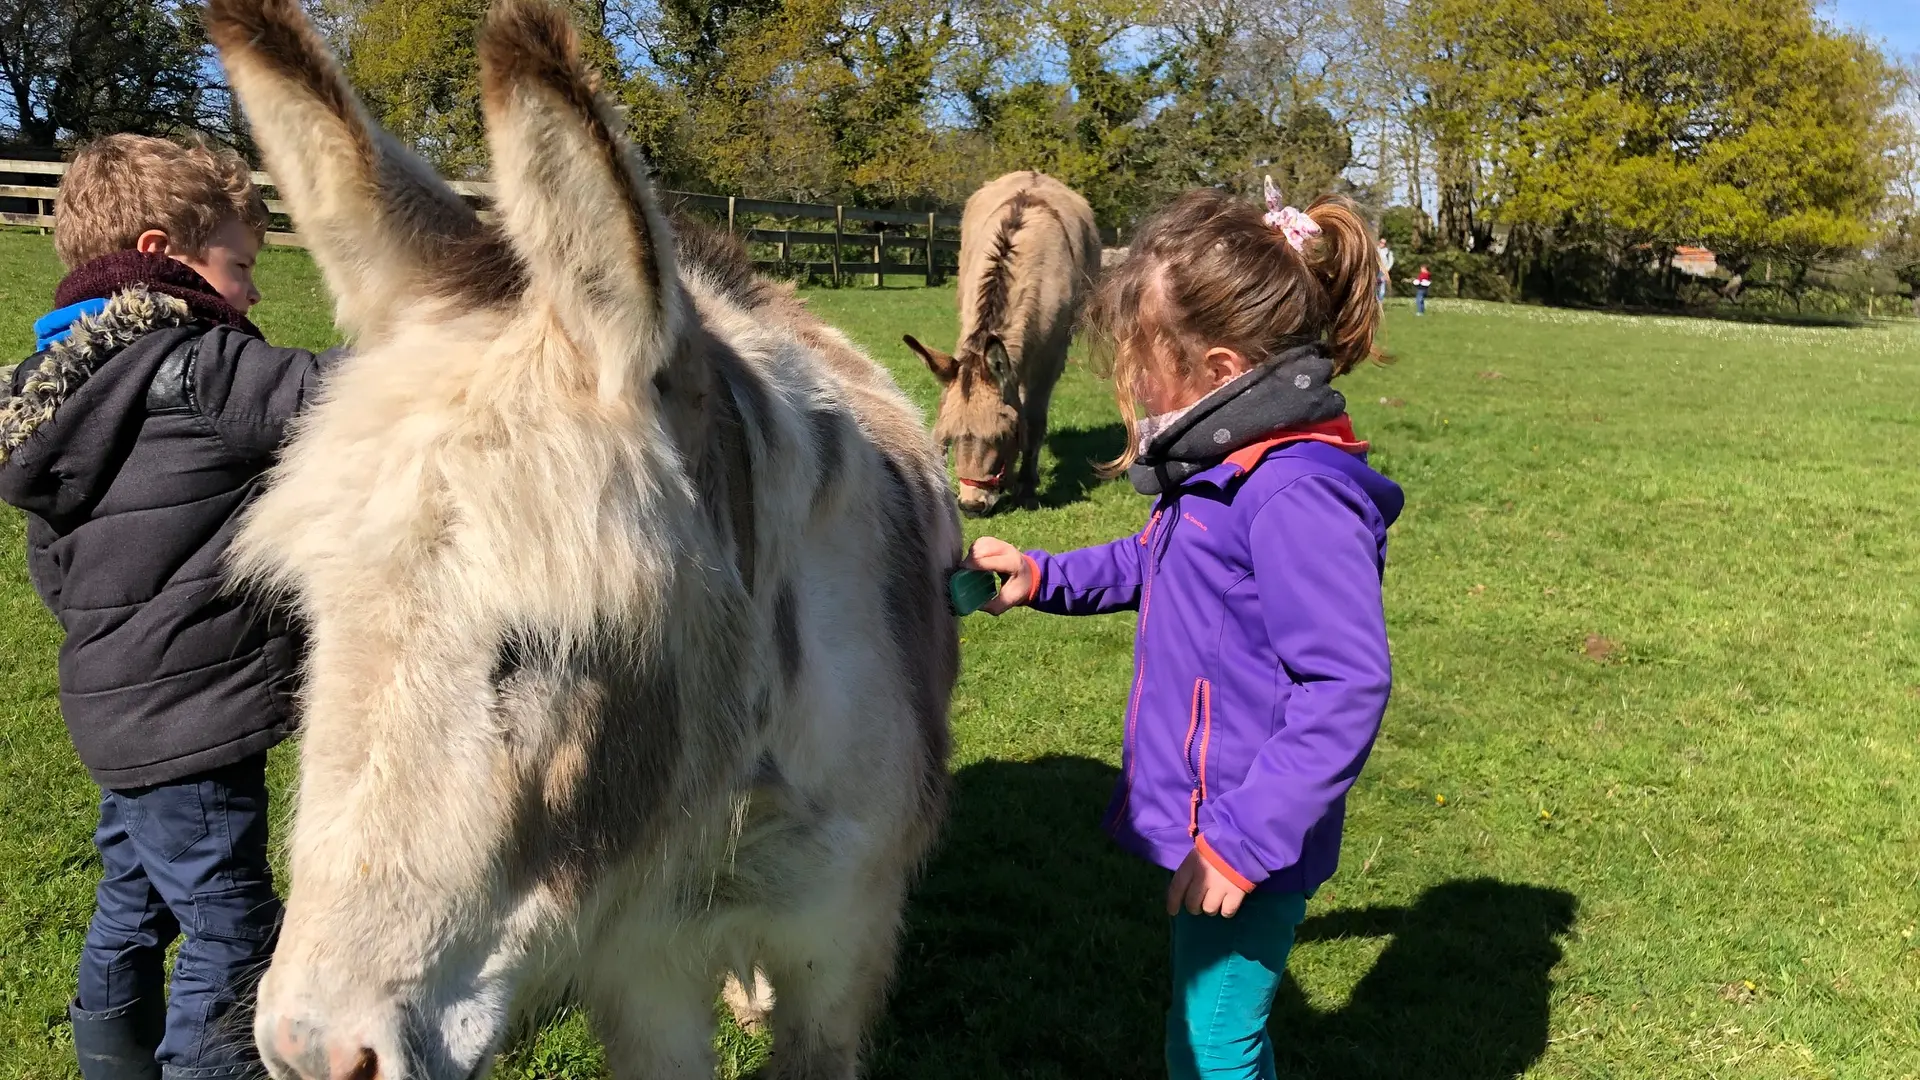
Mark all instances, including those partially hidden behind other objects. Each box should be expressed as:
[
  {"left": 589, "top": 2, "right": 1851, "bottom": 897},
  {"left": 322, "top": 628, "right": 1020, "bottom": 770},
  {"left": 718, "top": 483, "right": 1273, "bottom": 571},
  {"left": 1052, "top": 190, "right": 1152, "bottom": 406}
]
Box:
[
  {"left": 208, "top": 0, "right": 751, "bottom": 1074},
  {"left": 904, "top": 332, "right": 1019, "bottom": 516}
]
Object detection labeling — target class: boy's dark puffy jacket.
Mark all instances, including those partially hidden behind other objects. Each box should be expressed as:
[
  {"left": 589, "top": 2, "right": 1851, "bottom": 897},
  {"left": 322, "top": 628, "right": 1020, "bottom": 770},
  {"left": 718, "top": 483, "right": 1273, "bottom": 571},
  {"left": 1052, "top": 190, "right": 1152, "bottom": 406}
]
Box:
[{"left": 0, "top": 287, "right": 325, "bottom": 788}]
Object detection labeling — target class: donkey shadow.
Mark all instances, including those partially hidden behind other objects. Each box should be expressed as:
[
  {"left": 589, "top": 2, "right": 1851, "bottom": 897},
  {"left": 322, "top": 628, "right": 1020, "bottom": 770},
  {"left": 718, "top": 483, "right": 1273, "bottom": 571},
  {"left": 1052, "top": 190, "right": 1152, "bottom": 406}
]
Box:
[
  {"left": 1037, "top": 423, "right": 1127, "bottom": 508},
  {"left": 870, "top": 756, "right": 1577, "bottom": 1080}
]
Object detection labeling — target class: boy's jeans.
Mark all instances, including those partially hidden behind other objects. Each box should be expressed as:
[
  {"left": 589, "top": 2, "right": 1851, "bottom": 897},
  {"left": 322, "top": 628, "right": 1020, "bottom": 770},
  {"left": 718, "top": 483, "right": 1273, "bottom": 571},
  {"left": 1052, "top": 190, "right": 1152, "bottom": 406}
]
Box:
[
  {"left": 1166, "top": 889, "right": 1309, "bottom": 1080},
  {"left": 71, "top": 754, "right": 281, "bottom": 1079},
  {"left": 1415, "top": 286, "right": 1428, "bottom": 314}
]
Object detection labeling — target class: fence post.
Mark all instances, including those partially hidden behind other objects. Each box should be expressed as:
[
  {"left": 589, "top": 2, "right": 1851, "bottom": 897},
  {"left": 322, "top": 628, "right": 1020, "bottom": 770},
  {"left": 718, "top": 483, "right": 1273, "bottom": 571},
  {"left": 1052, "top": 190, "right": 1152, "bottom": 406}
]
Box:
[
  {"left": 832, "top": 206, "right": 843, "bottom": 287},
  {"left": 780, "top": 228, "right": 791, "bottom": 266},
  {"left": 874, "top": 231, "right": 884, "bottom": 288},
  {"left": 727, "top": 195, "right": 736, "bottom": 235},
  {"left": 926, "top": 212, "right": 937, "bottom": 287}
]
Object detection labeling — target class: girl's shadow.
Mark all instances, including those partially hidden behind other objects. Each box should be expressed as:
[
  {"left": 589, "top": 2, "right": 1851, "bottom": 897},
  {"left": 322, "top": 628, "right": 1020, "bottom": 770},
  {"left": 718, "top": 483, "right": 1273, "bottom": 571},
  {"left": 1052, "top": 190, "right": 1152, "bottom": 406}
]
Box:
[{"left": 872, "top": 756, "right": 1577, "bottom": 1080}]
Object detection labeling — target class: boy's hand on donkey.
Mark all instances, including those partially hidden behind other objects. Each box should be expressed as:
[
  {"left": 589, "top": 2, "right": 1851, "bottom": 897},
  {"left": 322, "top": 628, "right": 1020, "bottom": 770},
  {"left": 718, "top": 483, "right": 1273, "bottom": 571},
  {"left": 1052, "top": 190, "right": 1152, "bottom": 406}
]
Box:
[
  {"left": 961, "top": 537, "right": 1033, "bottom": 615},
  {"left": 1168, "top": 847, "right": 1248, "bottom": 918}
]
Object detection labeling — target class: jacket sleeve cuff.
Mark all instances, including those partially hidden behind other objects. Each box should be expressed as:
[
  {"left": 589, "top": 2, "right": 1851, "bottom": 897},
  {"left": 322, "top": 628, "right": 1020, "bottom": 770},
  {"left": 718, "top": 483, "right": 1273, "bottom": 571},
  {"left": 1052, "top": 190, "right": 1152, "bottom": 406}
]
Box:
[
  {"left": 1018, "top": 551, "right": 1044, "bottom": 606},
  {"left": 1195, "top": 833, "right": 1258, "bottom": 893}
]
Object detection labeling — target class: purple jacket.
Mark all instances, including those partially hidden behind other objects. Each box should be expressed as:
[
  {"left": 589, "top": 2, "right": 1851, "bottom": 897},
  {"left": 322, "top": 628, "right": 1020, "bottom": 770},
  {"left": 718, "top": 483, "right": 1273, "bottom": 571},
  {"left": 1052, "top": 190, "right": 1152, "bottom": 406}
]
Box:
[{"left": 1022, "top": 439, "right": 1403, "bottom": 894}]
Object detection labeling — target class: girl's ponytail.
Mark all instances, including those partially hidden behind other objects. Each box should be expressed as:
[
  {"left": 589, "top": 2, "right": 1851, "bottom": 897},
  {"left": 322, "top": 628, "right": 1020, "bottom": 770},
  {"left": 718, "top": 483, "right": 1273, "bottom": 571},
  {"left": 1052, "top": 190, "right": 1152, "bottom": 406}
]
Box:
[{"left": 1304, "top": 195, "right": 1383, "bottom": 374}]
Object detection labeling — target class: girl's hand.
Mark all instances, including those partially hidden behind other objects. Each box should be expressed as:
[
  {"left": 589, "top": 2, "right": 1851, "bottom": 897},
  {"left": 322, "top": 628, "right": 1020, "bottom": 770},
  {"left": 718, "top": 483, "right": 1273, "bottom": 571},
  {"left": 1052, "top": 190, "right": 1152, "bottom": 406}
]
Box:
[
  {"left": 962, "top": 537, "right": 1033, "bottom": 615},
  {"left": 1167, "top": 846, "right": 1248, "bottom": 918}
]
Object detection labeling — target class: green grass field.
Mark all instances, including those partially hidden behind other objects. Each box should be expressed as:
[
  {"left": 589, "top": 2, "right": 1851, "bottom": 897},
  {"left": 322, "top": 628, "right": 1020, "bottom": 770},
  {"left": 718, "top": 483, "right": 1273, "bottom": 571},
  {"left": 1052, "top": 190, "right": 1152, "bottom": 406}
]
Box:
[{"left": 3, "top": 229, "right": 1920, "bottom": 1078}]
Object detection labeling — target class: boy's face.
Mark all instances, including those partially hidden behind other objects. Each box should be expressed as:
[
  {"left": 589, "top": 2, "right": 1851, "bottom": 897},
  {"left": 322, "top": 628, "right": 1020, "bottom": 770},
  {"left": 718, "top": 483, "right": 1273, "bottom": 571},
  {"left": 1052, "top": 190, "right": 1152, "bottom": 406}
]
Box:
[
  {"left": 138, "top": 217, "right": 263, "bottom": 314},
  {"left": 175, "top": 217, "right": 263, "bottom": 314}
]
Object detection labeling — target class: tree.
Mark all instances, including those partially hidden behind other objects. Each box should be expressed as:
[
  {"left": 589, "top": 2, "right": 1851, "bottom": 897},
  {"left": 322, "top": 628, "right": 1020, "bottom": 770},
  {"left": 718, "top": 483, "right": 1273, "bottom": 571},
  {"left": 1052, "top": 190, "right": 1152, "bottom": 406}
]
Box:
[
  {"left": 1134, "top": 6, "right": 1276, "bottom": 206},
  {"left": 0, "top": 0, "right": 215, "bottom": 146},
  {"left": 1409, "top": 0, "right": 1900, "bottom": 303},
  {"left": 960, "top": 0, "right": 1162, "bottom": 224},
  {"left": 335, "top": 0, "right": 619, "bottom": 175}
]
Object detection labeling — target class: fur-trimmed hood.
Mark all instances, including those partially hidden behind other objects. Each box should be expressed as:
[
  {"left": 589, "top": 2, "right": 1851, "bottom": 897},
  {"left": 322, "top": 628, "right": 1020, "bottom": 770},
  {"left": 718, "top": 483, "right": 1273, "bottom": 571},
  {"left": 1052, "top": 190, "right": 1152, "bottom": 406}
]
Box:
[
  {"left": 0, "top": 287, "right": 199, "bottom": 525},
  {"left": 0, "top": 286, "right": 324, "bottom": 788}
]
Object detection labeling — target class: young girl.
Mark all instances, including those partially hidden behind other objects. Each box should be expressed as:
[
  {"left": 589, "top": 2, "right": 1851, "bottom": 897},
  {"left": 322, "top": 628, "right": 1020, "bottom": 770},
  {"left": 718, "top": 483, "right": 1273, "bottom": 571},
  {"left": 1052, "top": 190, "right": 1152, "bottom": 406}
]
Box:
[{"left": 965, "top": 182, "right": 1402, "bottom": 1080}]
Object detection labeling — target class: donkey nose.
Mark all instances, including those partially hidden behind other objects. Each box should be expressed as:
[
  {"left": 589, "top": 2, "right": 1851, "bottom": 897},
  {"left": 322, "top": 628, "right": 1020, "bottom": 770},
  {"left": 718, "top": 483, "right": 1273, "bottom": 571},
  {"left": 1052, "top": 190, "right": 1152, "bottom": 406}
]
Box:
[
  {"left": 331, "top": 1047, "right": 381, "bottom": 1080},
  {"left": 264, "top": 1016, "right": 381, "bottom": 1080},
  {"left": 957, "top": 492, "right": 997, "bottom": 517}
]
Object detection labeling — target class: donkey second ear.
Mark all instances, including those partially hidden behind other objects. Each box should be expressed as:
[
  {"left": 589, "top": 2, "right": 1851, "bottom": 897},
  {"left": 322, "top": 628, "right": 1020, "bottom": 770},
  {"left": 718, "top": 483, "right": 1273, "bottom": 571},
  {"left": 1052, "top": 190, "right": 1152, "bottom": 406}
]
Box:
[
  {"left": 904, "top": 334, "right": 957, "bottom": 383},
  {"left": 479, "top": 0, "right": 683, "bottom": 404},
  {"left": 206, "top": 0, "right": 488, "bottom": 342},
  {"left": 984, "top": 336, "right": 1014, "bottom": 386}
]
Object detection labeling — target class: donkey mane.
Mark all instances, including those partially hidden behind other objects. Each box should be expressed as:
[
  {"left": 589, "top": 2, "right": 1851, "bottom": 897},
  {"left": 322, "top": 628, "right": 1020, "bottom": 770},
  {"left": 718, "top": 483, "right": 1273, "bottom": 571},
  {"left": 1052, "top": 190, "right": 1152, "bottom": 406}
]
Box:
[
  {"left": 960, "top": 190, "right": 1063, "bottom": 377},
  {"left": 672, "top": 216, "right": 783, "bottom": 311}
]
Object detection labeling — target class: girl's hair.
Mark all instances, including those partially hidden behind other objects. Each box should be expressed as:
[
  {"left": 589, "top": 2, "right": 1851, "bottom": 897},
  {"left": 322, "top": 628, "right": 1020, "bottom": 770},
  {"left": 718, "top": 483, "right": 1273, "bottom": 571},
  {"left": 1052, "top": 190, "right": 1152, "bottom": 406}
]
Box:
[{"left": 1086, "top": 188, "right": 1384, "bottom": 473}]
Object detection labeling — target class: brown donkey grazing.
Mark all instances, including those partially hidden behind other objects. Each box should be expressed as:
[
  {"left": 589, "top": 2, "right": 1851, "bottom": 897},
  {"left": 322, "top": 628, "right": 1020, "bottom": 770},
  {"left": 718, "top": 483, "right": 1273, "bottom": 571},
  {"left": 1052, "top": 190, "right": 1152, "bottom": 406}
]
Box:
[
  {"left": 904, "top": 171, "right": 1099, "bottom": 516},
  {"left": 205, "top": 0, "right": 959, "bottom": 1075}
]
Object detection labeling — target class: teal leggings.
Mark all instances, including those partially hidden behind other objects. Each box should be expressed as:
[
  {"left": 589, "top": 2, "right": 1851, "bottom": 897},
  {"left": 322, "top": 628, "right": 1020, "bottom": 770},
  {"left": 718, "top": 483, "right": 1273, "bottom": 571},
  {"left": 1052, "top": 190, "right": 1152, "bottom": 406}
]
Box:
[{"left": 1166, "top": 889, "right": 1309, "bottom": 1080}]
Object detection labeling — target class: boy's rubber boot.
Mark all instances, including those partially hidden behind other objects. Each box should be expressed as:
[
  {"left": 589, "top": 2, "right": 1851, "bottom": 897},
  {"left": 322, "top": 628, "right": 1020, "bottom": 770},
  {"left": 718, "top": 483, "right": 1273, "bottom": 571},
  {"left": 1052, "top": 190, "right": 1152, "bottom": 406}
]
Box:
[{"left": 69, "top": 997, "right": 163, "bottom": 1080}]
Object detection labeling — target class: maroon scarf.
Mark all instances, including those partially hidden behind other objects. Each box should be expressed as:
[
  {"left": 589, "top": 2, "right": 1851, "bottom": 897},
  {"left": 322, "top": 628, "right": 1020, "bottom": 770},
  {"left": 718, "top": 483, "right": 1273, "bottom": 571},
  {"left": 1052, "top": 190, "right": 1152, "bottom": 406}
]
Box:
[{"left": 54, "top": 251, "right": 262, "bottom": 338}]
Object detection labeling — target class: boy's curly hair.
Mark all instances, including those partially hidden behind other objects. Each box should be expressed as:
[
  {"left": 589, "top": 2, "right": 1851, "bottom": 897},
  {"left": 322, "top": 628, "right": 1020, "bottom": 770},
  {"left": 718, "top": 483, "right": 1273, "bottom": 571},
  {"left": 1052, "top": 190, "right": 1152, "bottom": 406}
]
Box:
[{"left": 54, "top": 135, "right": 270, "bottom": 269}]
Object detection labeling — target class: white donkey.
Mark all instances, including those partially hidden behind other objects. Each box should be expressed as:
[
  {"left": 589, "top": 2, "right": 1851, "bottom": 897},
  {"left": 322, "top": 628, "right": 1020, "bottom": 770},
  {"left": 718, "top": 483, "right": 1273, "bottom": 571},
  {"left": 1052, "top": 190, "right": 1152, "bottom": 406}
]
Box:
[{"left": 206, "top": 0, "right": 959, "bottom": 1075}]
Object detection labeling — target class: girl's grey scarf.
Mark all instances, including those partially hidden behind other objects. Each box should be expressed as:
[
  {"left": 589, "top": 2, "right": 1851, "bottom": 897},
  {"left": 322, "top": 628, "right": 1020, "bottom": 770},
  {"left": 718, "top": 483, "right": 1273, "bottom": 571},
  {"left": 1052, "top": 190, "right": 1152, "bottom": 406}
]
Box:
[{"left": 1129, "top": 344, "right": 1347, "bottom": 496}]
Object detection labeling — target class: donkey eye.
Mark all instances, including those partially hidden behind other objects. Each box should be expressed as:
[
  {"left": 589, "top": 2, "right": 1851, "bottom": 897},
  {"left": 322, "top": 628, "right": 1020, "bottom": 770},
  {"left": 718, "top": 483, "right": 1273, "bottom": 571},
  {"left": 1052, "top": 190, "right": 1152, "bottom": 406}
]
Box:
[{"left": 490, "top": 628, "right": 552, "bottom": 687}]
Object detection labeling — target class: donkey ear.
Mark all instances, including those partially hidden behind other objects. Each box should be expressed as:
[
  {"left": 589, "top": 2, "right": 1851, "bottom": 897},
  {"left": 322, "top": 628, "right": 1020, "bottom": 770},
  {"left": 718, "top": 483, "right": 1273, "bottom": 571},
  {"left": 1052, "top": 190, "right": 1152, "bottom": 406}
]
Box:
[
  {"left": 478, "top": 0, "right": 682, "bottom": 404},
  {"left": 904, "top": 334, "right": 957, "bottom": 383},
  {"left": 206, "top": 0, "right": 487, "bottom": 342},
  {"left": 984, "top": 336, "right": 1013, "bottom": 386}
]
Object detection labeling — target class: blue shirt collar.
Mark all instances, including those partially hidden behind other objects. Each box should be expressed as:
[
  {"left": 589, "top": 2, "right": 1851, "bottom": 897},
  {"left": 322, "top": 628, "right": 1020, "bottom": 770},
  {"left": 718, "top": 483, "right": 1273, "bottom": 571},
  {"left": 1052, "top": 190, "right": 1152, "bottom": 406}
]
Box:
[{"left": 33, "top": 298, "right": 109, "bottom": 351}]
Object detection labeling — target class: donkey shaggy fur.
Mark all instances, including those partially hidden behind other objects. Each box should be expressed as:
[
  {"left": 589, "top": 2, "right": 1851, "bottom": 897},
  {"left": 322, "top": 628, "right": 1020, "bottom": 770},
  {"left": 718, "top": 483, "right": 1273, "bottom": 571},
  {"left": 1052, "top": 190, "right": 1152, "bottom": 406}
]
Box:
[
  {"left": 904, "top": 171, "right": 1100, "bottom": 515},
  {"left": 206, "top": 0, "right": 958, "bottom": 1076}
]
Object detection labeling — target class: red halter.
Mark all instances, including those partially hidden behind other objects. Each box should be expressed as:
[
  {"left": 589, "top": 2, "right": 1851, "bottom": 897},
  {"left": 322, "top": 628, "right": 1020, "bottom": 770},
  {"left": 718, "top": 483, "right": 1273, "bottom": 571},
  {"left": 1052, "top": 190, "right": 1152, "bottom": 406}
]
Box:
[{"left": 956, "top": 469, "right": 1007, "bottom": 490}]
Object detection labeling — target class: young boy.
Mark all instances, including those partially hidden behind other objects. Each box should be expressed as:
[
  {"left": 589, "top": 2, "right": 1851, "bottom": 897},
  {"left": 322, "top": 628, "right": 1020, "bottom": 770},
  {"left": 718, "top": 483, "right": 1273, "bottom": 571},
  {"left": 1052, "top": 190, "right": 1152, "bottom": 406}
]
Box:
[{"left": 0, "top": 135, "right": 329, "bottom": 1080}]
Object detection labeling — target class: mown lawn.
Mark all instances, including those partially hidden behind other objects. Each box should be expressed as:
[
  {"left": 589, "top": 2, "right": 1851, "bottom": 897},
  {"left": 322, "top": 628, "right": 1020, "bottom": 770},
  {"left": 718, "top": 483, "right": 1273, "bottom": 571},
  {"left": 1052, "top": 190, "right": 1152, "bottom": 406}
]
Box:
[{"left": 3, "top": 228, "right": 1919, "bottom": 1078}]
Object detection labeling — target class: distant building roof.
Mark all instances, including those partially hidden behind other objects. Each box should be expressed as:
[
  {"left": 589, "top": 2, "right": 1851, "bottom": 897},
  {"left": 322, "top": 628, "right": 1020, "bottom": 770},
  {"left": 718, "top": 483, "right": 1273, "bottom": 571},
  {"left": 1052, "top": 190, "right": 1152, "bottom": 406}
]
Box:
[{"left": 1673, "top": 246, "right": 1718, "bottom": 278}]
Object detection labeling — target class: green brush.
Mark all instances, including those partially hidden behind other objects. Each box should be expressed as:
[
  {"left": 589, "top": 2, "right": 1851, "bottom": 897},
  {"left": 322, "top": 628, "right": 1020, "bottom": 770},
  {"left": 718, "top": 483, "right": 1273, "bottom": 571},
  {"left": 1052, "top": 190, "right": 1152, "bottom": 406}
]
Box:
[{"left": 946, "top": 568, "right": 1002, "bottom": 616}]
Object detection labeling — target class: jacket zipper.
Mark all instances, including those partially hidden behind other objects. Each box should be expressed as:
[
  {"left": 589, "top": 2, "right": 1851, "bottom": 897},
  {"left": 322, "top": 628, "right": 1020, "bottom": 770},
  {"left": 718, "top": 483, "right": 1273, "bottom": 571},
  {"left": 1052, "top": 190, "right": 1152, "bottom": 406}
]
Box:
[
  {"left": 1186, "top": 678, "right": 1211, "bottom": 837},
  {"left": 1106, "top": 508, "right": 1166, "bottom": 830}
]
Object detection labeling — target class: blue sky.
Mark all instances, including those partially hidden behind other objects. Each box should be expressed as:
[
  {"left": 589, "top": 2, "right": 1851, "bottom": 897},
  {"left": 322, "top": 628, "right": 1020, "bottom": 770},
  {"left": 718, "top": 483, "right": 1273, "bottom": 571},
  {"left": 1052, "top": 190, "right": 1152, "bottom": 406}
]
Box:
[{"left": 1826, "top": 0, "right": 1920, "bottom": 59}]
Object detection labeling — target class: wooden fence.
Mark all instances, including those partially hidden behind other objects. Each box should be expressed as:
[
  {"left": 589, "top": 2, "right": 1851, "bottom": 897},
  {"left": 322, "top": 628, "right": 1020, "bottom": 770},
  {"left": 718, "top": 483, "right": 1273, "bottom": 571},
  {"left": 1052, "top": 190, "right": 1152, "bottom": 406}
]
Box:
[{"left": 0, "top": 158, "right": 1012, "bottom": 286}]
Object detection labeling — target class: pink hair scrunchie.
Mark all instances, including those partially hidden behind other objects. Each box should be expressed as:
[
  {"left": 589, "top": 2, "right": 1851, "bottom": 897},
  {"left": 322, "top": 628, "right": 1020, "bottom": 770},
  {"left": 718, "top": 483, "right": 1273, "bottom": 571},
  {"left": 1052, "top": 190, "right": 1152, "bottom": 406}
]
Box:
[{"left": 1263, "top": 175, "right": 1321, "bottom": 252}]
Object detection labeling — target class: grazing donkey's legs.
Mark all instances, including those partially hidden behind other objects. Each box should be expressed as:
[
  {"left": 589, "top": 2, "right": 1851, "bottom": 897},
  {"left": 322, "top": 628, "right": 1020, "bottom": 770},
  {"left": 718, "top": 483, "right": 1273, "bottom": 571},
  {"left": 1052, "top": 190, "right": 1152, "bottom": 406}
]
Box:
[
  {"left": 761, "top": 879, "right": 910, "bottom": 1080},
  {"left": 1017, "top": 376, "right": 1057, "bottom": 509},
  {"left": 586, "top": 960, "right": 719, "bottom": 1080},
  {"left": 723, "top": 968, "right": 774, "bottom": 1032}
]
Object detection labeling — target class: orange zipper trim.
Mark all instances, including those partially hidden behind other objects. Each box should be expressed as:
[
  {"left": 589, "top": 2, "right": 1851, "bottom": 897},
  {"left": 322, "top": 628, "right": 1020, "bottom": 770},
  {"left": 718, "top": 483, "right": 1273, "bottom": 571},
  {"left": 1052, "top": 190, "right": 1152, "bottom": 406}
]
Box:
[{"left": 1186, "top": 678, "right": 1212, "bottom": 837}]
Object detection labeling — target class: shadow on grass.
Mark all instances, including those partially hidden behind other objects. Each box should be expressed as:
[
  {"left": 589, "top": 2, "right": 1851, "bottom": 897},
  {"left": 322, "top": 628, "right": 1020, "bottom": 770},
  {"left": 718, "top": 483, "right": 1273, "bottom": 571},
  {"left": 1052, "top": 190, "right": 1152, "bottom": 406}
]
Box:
[
  {"left": 872, "top": 755, "right": 1577, "bottom": 1080},
  {"left": 1629, "top": 304, "right": 1879, "bottom": 329},
  {"left": 1038, "top": 423, "right": 1127, "bottom": 509},
  {"left": 1270, "top": 881, "right": 1578, "bottom": 1079},
  {"left": 1524, "top": 296, "right": 1886, "bottom": 330}
]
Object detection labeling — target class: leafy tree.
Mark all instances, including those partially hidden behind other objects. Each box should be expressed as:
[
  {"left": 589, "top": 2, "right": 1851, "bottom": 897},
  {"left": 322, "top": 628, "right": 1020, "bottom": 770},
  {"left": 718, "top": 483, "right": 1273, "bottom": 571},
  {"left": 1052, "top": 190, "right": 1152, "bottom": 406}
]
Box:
[
  {"left": 0, "top": 0, "right": 214, "bottom": 146},
  {"left": 967, "top": 0, "right": 1161, "bottom": 224},
  {"left": 1378, "top": 203, "right": 1426, "bottom": 251},
  {"left": 336, "top": 0, "right": 619, "bottom": 175},
  {"left": 1410, "top": 0, "right": 1900, "bottom": 303},
  {"left": 1883, "top": 213, "right": 1920, "bottom": 316}
]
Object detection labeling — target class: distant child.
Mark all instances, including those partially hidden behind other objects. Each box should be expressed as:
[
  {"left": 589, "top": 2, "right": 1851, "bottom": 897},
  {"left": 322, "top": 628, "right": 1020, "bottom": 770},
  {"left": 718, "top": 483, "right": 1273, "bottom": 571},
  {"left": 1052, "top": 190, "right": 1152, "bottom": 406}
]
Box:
[
  {"left": 964, "top": 178, "right": 1401, "bottom": 1080},
  {"left": 1415, "top": 264, "right": 1432, "bottom": 315},
  {"left": 1375, "top": 235, "right": 1394, "bottom": 302},
  {"left": 0, "top": 135, "right": 330, "bottom": 1080}
]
